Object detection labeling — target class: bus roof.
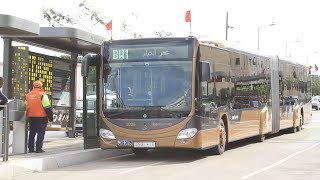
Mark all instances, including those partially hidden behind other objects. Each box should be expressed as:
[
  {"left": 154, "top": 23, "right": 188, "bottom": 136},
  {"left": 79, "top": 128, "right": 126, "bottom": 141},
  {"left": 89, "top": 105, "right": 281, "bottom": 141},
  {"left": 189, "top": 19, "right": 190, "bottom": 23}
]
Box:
[
  {"left": 103, "top": 36, "right": 307, "bottom": 68},
  {"left": 104, "top": 36, "right": 197, "bottom": 45}
]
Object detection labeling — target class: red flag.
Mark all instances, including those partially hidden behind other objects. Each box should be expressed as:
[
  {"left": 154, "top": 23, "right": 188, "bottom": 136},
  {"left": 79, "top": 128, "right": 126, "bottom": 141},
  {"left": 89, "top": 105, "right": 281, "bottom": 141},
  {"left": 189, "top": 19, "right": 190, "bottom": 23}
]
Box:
[
  {"left": 315, "top": 64, "right": 318, "bottom": 71},
  {"left": 185, "top": 10, "right": 191, "bottom": 22},
  {"left": 105, "top": 20, "right": 112, "bottom": 30}
]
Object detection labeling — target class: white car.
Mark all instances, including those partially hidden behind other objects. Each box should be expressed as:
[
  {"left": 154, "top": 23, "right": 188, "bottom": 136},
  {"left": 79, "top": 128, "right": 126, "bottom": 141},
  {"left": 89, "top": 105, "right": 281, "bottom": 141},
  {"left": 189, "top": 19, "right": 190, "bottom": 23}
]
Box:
[
  {"left": 75, "top": 95, "right": 97, "bottom": 133},
  {"left": 312, "top": 96, "right": 320, "bottom": 110}
]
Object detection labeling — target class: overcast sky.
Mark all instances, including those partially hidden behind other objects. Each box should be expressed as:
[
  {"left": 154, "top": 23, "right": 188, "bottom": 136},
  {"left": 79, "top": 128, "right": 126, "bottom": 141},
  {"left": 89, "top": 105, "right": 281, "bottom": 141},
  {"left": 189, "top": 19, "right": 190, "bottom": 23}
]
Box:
[{"left": 1, "top": 0, "right": 320, "bottom": 70}]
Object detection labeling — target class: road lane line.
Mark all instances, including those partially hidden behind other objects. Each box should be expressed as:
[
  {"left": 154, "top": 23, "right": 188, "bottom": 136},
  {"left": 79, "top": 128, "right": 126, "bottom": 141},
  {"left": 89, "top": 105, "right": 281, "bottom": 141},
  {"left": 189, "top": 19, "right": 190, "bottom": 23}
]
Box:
[
  {"left": 117, "top": 161, "right": 164, "bottom": 175},
  {"left": 240, "top": 142, "right": 320, "bottom": 179},
  {"left": 104, "top": 153, "right": 134, "bottom": 160}
]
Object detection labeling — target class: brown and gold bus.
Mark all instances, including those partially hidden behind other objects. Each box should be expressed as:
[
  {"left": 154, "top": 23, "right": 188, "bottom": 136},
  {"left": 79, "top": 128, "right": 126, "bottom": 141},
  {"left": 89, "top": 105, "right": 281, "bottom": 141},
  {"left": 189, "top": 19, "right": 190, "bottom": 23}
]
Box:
[{"left": 81, "top": 37, "right": 312, "bottom": 155}]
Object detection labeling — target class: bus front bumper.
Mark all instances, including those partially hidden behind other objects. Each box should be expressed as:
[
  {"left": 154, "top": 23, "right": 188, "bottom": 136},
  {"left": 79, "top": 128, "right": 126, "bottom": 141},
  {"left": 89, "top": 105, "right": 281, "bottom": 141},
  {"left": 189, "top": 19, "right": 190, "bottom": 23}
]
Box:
[{"left": 100, "top": 128, "right": 219, "bottom": 150}]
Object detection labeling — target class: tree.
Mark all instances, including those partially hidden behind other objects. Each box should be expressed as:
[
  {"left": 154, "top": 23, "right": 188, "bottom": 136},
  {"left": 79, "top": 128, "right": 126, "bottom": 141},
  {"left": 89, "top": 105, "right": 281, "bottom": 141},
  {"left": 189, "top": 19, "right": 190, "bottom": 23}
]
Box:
[
  {"left": 43, "top": 9, "right": 76, "bottom": 27},
  {"left": 42, "top": 0, "right": 172, "bottom": 39},
  {"left": 43, "top": 0, "right": 105, "bottom": 32},
  {"left": 154, "top": 30, "right": 173, "bottom": 37},
  {"left": 312, "top": 79, "right": 320, "bottom": 96}
]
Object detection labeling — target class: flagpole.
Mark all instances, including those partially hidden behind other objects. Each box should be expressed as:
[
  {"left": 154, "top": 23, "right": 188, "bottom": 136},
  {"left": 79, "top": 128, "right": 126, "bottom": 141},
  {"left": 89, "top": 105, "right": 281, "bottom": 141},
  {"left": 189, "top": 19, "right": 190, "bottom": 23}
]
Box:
[
  {"left": 111, "top": 18, "right": 113, "bottom": 40},
  {"left": 185, "top": 10, "right": 192, "bottom": 36},
  {"left": 111, "top": 29, "right": 113, "bottom": 40}
]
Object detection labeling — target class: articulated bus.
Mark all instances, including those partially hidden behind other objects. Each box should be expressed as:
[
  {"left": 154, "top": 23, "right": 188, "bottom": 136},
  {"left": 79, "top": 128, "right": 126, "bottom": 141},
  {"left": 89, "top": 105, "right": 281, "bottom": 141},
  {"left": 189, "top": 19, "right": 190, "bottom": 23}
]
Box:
[{"left": 81, "top": 37, "right": 312, "bottom": 155}]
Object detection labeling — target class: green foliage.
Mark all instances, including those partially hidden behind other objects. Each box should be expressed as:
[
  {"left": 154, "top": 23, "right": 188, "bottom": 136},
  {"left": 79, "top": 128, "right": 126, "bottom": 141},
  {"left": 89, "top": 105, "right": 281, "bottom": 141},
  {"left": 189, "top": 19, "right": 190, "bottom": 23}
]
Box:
[
  {"left": 154, "top": 30, "right": 173, "bottom": 37},
  {"left": 43, "top": 8, "right": 76, "bottom": 27},
  {"left": 60, "top": 55, "right": 71, "bottom": 59},
  {"left": 43, "top": 0, "right": 106, "bottom": 29},
  {"left": 42, "top": 0, "right": 172, "bottom": 38},
  {"left": 87, "top": 68, "right": 96, "bottom": 83},
  {"left": 79, "top": 0, "right": 105, "bottom": 26},
  {"left": 312, "top": 79, "right": 320, "bottom": 96}
]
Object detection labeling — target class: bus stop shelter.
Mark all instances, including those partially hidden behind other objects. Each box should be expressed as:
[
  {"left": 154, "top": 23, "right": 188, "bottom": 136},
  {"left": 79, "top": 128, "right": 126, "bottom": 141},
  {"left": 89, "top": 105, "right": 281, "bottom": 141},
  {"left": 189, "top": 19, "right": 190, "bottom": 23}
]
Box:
[{"left": 0, "top": 14, "right": 104, "bottom": 139}]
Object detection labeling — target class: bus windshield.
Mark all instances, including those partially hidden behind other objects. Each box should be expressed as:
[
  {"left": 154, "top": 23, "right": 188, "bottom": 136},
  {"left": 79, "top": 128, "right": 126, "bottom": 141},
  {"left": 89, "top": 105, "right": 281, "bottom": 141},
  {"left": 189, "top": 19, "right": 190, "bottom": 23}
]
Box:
[{"left": 102, "top": 41, "right": 192, "bottom": 117}]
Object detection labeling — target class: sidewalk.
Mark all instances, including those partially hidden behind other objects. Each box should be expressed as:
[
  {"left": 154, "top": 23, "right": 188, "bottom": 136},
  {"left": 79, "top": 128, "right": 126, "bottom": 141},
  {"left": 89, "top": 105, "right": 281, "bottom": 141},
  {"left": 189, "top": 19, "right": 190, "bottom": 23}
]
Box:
[{"left": 0, "top": 132, "right": 132, "bottom": 179}]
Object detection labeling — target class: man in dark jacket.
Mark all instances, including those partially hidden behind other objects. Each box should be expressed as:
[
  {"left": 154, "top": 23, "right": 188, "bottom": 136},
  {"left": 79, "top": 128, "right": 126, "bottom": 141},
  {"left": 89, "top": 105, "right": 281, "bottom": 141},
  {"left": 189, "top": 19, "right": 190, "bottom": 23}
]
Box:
[{"left": 26, "top": 80, "right": 53, "bottom": 153}]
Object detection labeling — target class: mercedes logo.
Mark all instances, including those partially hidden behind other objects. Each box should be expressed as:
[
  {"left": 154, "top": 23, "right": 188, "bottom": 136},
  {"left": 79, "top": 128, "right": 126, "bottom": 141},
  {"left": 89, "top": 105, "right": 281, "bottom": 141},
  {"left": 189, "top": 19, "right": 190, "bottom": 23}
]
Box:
[{"left": 143, "top": 114, "right": 147, "bottom": 118}]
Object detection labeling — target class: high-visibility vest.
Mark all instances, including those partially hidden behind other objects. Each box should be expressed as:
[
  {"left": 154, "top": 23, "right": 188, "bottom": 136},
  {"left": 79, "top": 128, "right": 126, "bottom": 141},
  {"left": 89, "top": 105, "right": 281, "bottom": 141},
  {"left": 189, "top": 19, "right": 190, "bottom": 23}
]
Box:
[{"left": 26, "top": 88, "right": 47, "bottom": 118}]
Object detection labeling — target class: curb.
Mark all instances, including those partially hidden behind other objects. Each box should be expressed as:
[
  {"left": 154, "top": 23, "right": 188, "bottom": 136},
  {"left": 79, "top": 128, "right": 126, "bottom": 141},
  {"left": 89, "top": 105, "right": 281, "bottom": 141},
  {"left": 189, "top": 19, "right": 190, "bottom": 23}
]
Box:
[{"left": 0, "top": 149, "right": 132, "bottom": 179}]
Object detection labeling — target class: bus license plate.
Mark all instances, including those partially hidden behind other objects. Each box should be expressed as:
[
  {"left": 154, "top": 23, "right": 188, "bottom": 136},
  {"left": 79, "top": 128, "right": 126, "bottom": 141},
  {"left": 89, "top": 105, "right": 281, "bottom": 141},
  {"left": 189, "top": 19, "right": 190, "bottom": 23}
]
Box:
[{"left": 134, "top": 141, "right": 156, "bottom": 148}]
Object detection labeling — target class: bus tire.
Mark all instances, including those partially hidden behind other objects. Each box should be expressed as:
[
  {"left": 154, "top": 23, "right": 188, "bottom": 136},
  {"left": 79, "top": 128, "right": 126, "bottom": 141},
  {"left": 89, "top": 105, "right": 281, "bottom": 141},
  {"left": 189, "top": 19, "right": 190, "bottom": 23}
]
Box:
[
  {"left": 291, "top": 124, "right": 297, "bottom": 133},
  {"left": 257, "top": 134, "right": 265, "bottom": 142},
  {"left": 297, "top": 116, "right": 303, "bottom": 132},
  {"left": 132, "top": 148, "right": 148, "bottom": 155},
  {"left": 209, "top": 120, "right": 227, "bottom": 155}
]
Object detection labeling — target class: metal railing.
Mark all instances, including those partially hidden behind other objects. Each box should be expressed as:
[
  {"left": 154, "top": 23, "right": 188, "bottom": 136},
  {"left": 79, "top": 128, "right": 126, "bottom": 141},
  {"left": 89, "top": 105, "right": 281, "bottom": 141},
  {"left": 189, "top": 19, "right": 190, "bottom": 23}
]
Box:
[{"left": 0, "top": 105, "right": 9, "bottom": 161}]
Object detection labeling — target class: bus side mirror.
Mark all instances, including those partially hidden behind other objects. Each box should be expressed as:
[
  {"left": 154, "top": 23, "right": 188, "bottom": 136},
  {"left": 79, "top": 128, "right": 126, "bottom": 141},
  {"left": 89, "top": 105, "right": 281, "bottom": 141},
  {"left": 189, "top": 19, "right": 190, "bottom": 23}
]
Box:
[
  {"left": 104, "top": 64, "right": 112, "bottom": 75},
  {"left": 81, "top": 54, "right": 100, "bottom": 77},
  {"left": 200, "top": 61, "right": 210, "bottom": 81}
]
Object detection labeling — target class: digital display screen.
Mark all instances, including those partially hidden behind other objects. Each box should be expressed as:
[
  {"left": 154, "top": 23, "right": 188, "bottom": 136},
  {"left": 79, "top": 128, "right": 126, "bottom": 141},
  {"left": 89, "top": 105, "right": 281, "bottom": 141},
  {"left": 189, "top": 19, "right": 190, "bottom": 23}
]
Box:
[
  {"left": 11, "top": 46, "right": 29, "bottom": 100},
  {"left": 28, "top": 52, "right": 53, "bottom": 97},
  {"left": 110, "top": 44, "right": 189, "bottom": 61}
]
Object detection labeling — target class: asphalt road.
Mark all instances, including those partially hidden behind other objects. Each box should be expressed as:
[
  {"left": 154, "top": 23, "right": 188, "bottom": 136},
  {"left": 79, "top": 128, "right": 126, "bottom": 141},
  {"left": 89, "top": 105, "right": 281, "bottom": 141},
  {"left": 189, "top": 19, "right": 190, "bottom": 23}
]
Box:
[{"left": 8, "top": 111, "right": 320, "bottom": 180}]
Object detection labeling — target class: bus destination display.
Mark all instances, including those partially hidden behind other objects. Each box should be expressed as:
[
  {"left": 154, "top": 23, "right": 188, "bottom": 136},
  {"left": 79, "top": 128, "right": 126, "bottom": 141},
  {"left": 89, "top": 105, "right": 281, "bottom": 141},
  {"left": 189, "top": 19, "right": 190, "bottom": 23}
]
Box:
[{"left": 110, "top": 45, "right": 188, "bottom": 61}]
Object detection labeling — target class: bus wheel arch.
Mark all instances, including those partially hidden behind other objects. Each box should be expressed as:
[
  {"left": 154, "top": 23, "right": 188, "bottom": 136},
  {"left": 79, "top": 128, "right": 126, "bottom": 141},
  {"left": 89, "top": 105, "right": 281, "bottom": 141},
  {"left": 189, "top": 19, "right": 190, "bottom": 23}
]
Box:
[
  {"left": 208, "top": 115, "right": 228, "bottom": 155},
  {"left": 257, "top": 109, "right": 267, "bottom": 142},
  {"left": 297, "top": 108, "right": 303, "bottom": 131},
  {"left": 221, "top": 114, "right": 229, "bottom": 144}
]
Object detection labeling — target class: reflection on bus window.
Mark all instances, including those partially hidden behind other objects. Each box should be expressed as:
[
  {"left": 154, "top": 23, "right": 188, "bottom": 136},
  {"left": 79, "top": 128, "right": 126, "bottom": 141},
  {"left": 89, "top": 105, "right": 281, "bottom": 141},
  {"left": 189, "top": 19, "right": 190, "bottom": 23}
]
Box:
[{"left": 104, "top": 61, "right": 192, "bottom": 111}]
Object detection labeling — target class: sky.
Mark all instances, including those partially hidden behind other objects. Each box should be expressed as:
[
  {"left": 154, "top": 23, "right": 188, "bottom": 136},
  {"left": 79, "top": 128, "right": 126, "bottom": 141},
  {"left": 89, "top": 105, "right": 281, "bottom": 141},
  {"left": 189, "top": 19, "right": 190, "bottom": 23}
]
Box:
[{"left": 1, "top": 0, "right": 320, "bottom": 72}]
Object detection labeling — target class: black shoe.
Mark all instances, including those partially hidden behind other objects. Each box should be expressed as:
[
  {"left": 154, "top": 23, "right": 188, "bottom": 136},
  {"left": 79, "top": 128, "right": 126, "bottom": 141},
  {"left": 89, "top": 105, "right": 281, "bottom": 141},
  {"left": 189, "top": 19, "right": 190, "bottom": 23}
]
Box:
[
  {"left": 36, "top": 149, "right": 45, "bottom": 153},
  {"left": 29, "top": 149, "right": 35, "bottom": 153}
]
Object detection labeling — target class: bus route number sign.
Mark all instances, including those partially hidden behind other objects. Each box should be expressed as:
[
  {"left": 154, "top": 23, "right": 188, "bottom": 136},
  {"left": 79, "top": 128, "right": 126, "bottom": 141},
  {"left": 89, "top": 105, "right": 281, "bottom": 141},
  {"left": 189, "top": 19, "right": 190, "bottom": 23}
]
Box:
[{"left": 112, "top": 49, "right": 129, "bottom": 60}]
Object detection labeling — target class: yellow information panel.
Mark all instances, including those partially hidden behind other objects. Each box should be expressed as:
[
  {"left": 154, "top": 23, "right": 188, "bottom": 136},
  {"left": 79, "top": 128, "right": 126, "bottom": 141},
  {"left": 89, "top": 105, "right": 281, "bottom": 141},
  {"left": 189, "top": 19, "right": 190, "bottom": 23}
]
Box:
[
  {"left": 11, "top": 47, "right": 29, "bottom": 100},
  {"left": 28, "top": 52, "right": 53, "bottom": 99}
]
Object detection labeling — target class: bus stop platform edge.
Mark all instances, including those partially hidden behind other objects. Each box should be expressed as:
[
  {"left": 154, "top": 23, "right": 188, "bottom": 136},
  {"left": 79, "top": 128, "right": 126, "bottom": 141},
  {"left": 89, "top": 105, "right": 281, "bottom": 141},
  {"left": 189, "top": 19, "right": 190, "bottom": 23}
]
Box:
[{"left": 0, "top": 133, "right": 132, "bottom": 179}]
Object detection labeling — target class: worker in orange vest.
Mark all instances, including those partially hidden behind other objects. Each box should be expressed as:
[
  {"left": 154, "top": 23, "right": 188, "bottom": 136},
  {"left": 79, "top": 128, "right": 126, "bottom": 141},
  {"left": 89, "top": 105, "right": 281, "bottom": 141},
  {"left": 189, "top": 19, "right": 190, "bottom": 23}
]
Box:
[{"left": 26, "top": 80, "right": 53, "bottom": 153}]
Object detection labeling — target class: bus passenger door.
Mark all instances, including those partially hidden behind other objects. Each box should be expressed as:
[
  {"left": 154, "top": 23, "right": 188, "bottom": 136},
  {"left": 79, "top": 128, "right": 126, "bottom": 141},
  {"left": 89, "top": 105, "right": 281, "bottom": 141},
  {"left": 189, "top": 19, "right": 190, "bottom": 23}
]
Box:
[{"left": 81, "top": 54, "right": 100, "bottom": 149}]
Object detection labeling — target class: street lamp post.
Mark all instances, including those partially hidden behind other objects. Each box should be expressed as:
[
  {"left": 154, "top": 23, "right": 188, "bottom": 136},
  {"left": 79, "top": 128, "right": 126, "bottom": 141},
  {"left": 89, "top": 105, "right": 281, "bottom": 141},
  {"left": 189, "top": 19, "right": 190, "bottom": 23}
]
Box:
[
  {"left": 257, "top": 22, "right": 276, "bottom": 50},
  {"left": 285, "top": 40, "right": 300, "bottom": 57},
  {"left": 225, "top": 12, "right": 233, "bottom": 41}
]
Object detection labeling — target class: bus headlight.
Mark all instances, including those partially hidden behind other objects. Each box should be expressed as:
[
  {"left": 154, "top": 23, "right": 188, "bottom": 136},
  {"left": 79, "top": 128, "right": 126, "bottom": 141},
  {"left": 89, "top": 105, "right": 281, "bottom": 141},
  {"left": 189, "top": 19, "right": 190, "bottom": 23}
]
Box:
[
  {"left": 176, "top": 128, "right": 197, "bottom": 139},
  {"left": 99, "top": 129, "right": 116, "bottom": 139}
]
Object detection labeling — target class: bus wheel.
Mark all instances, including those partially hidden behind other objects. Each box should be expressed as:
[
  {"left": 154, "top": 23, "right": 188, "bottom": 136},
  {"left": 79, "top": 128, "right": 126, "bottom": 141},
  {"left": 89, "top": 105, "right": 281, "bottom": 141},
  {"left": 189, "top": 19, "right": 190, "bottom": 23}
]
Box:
[
  {"left": 257, "top": 134, "right": 265, "bottom": 142},
  {"left": 132, "top": 148, "right": 148, "bottom": 155},
  {"left": 291, "top": 124, "right": 297, "bottom": 133},
  {"left": 297, "top": 116, "right": 303, "bottom": 132},
  {"left": 210, "top": 120, "right": 227, "bottom": 155}
]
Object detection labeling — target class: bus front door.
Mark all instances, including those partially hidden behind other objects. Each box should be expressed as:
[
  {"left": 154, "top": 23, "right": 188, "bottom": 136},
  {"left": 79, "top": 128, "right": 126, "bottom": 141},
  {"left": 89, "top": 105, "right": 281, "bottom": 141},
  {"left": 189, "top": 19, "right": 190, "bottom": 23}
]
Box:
[{"left": 81, "top": 55, "right": 100, "bottom": 149}]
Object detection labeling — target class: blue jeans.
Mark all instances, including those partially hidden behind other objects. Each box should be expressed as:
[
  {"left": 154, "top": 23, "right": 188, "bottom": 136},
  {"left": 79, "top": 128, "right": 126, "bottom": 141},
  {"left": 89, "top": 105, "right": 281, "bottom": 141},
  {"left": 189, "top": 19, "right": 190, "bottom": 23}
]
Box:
[{"left": 28, "top": 117, "right": 47, "bottom": 150}]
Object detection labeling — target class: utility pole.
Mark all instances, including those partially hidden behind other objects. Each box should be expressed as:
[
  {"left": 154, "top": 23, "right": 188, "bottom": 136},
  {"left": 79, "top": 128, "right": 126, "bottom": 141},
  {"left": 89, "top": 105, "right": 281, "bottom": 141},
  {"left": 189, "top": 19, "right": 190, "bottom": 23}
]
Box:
[
  {"left": 225, "top": 12, "right": 233, "bottom": 41},
  {"left": 225, "top": 12, "right": 229, "bottom": 41}
]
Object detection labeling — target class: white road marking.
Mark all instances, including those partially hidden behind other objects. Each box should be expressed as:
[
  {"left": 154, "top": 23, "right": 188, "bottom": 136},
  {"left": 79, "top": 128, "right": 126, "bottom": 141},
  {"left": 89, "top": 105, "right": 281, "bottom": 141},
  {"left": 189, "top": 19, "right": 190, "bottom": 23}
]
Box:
[
  {"left": 240, "top": 142, "right": 320, "bottom": 179},
  {"left": 104, "top": 153, "right": 134, "bottom": 160},
  {"left": 117, "top": 161, "right": 164, "bottom": 175}
]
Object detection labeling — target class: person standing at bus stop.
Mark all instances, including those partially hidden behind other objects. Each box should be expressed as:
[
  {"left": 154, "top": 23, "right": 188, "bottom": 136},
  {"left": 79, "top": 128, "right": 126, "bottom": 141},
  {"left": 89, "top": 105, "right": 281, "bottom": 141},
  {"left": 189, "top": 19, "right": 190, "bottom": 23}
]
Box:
[
  {"left": 26, "top": 80, "right": 53, "bottom": 153},
  {"left": 0, "top": 77, "right": 8, "bottom": 111}
]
